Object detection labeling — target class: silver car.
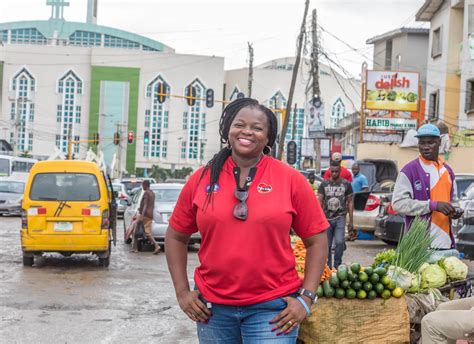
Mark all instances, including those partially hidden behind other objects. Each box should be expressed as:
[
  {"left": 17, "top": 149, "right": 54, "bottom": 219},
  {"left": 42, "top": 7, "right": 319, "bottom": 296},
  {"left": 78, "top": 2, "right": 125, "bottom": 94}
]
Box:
[
  {"left": 123, "top": 183, "right": 201, "bottom": 246},
  {"left": 0, "top": 180, "right": 25, "bottom": 216},
  {"left": 112, "top": 183, "right": 130, "bottom": 217}
]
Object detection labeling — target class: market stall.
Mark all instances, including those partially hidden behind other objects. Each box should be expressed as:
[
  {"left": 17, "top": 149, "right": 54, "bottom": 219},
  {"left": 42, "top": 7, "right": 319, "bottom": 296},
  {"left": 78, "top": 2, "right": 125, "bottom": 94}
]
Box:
[{"left": 292, "top": 218, "right": 472, "bottom": 344}]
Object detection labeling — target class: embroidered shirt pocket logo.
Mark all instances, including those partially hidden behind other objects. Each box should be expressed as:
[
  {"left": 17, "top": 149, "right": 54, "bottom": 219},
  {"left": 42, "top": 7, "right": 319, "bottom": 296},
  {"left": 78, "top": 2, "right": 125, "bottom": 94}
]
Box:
[{"left": 414, "top": 180, "right": 423, "bottom": 191}]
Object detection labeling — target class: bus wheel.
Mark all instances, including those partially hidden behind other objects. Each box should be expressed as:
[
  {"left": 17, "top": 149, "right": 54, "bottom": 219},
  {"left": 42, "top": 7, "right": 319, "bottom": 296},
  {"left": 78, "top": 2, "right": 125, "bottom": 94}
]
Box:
[
  {"left": 98, "top": 256, "right": 110, "bottom": 267},
  {"left": 23, "top": 255, "right": 34, "bottom": 267}
]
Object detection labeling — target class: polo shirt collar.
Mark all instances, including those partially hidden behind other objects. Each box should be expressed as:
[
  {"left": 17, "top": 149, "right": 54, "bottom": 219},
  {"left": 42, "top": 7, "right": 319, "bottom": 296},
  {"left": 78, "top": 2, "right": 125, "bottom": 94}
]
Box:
[
  {"left": 419, "top": 155, "right": 444, "bottom": 170},
  {"left": 224, "top": 154, "right": 269, "bottom": 172}
]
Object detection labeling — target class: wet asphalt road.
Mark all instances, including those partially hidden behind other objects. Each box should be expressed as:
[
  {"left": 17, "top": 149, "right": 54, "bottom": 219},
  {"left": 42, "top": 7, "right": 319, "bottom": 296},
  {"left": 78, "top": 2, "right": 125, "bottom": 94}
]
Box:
[{"left": 3, "top": 216, "right": 470, "bottom": 343}]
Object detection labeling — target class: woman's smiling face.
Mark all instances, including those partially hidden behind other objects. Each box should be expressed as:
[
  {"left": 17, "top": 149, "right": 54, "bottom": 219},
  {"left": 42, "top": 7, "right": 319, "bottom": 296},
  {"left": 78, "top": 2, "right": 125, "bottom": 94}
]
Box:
[{"left": 228, "top": 106, "right": 269, "bottom": 159}]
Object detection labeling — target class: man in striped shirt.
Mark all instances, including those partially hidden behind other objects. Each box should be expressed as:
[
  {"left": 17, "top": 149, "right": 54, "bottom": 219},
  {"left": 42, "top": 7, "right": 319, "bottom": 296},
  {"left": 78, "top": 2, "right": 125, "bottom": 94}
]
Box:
[{"left": 392, "top": 124, "right": 463, "bottom": 249}]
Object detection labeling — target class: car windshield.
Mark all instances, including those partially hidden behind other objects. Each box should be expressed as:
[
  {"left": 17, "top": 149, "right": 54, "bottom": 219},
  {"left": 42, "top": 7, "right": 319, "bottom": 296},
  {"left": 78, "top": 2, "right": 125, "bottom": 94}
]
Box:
[
  {"left": 122, "top": 181, "right": 142, "bottom": 193},
  {"left": 152, "top": 188, "right": 181, "bottom": 202},
  {"left": 0, "top": 181, "right": 24, "bottom": 194},
  {"left": 30, "top": 173, "right": 100, "bottom": 201},
  {"left": 457, "top": 179, "right": 474, "bottom": 198}
]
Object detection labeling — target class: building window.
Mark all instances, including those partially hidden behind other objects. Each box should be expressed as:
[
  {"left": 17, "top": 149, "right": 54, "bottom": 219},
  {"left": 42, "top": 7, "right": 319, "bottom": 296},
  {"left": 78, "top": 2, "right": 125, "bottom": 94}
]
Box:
[
  {"left": 0, "top": 30, "right": 7, "bottom": 43},
  {"left": 143, "top": 45, "right": 159, "bottom": 52},
  {"left": 29, "top": 103, "right": 35, "bottom": 122},
  {"left": 74, "top": 135, "right": 80, "bottom": 154},
  {"left": 432, "top": 27, "right": 442, "bottom": 58},
  {"left": 182, "top": 112, "right": 188, "bottom": 129},
  {"left": 385, "top": 39, "right": 393, "bottom": 70},
  {"left": 201, "top": 112, "right": 206, "bottom": 131},
  {"left": 465, "top": 79, "right": 474, "bottom": 114},
  {"left": 28, "top": 132, "right": 33, "bottom": 152},
  {"left": 185, "top": 79, "right": 206, "bottom": 160},
  {"left": 145, "top": 76, "right": 170, "bottom": 158},
  {"left": 181, "top": 140, "right": 187, "bottom": 159},
  {"left": 164, "top": 111, "right": 169, "bottom": 129},
  {"left": 331, "top": 98, "right": 346, "bottom": 128},
  {"left": 10, "top": 28, "right": 47, "bottom": 45},
  {"left": 104, "top": 34, "right": 140, "bottom": 49},
  {"left": 56, "top": 71, "right": 83, "bottom": 153},
  {"left": 10, "top": 102, "right": 16, "bottom": 120},
  {"left": 429, "top": 90, "right": 440, "bottom": 121},
  {"left": 11, "top": 68, "right": 35, "bottom": 152},
  {"left": 69, "top": 31, "right": 101, "bottom": 47},
  {"left": 145, "top": 109, "right": 151, "bottom": 128},
  {"left": 162, "top": 140, "right": 168, "bottom": 158}
]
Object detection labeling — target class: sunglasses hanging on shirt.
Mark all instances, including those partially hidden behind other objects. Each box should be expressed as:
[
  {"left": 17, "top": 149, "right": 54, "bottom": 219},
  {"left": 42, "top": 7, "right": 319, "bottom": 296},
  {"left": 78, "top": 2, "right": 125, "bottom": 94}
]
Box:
[{"left": 233, "top": 166, "right": 257, "bottom": 221}]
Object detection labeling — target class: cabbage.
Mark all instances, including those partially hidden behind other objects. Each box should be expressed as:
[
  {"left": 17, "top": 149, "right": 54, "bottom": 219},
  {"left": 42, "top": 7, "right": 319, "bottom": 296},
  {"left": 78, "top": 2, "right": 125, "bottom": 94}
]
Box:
[
  {"left": 439, "top": 257, "right": 468, "bottom": 281},
  {"left": 387, "top": 266, "right": 413, "bottom": 291},
  {"left": 418, "top": 263, "right": 430, "bottom": 273},
  {"left": 421, "top": 264, "right": 447, "bottom": 289},
  {"left": 407, "top": 273, "right": 421, "bottom": 293}
]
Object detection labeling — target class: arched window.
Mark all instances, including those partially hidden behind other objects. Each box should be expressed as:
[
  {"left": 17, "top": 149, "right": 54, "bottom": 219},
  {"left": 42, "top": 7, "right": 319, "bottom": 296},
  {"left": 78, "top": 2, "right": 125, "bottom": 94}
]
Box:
[
  {"left": 144, "top": 75, "right": 170, "bottom": 158},
  {"left": 11, "top": 68, "right": 36, "bottom": 152},
  {"left": 331, "top": 98, "right": 346, "bottom": 128},
  {"left": 184, "top": 79, "right": 206, "bottom": 161},
  {"left": 56, "top": 70, "right": 83, "bottom": 153}
]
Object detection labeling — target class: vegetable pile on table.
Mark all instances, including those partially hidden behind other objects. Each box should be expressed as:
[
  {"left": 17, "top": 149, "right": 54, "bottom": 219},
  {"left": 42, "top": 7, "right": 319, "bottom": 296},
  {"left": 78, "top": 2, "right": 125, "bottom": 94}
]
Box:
[
  {"left": 371, "top": 218, "right": 469, "bottom": 294},
  {"left": 317, "top": 262, "right": 403, "bottom": 300},
  {"left": 292, "top": 237, "right": 334, "bottom": 281}
]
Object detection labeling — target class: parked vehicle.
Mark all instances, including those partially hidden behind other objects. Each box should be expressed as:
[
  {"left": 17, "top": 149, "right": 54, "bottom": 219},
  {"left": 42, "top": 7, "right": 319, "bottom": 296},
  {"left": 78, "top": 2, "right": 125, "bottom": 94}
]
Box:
[
  {"left": 21, "top": 160, "right": 117, "bottom": 267},
  {"left": 0, "top": 179, "right": 25, "bottom": 216},
  {"left": 456, "top": 183, "right": 474, "bottom": 259},
  {"left": 353, "top": 159, "right": 398, "bottom": 233},
  {"left": 123, "top": 183, "right": 201, "bottom": 248},
  {"left": 0, "top": 154, "right": 37, "bottom": 179},
  {"left": 112, "top": 183, "right": 130, "bottom": 218},
  {"left": 375, "top": 173, "right": 474, "bottom": 245}
]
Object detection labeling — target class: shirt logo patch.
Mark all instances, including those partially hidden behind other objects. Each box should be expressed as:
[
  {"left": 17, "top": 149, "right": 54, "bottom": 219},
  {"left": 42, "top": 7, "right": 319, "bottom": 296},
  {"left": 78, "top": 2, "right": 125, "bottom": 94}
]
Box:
[
  {"left": 205, "top": 184, "right": 220, "bottom": 193},
  {"left": 415, "top": 180, "right": 423, "bottom": 191},
  {"left": 257, "top": 183, "right": 272, "bottom": 193}
]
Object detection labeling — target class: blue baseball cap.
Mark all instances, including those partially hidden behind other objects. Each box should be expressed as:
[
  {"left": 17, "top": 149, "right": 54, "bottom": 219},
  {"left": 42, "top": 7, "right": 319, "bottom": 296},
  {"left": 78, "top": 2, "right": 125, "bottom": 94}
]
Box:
[{"left": 415, "top": 124, "right": 440, "bottom": 138}]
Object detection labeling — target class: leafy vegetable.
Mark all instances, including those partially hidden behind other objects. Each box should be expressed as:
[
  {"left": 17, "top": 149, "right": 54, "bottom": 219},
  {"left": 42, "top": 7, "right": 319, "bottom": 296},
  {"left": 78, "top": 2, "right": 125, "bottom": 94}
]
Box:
[
  {"left": 393, "top": 218, "right": 435, "bottom": 273},
  {"left": 373, "top": 249, "right": 396, "bottom": 268},
  {"left": 421, "top": 264, "right": 447, "bottom": 289},
  {"left": 439, "top": 257, "right": 468, "bottom": 281},
  {"left": 387, "top": 266, "right": 413, "bottom": 291}
]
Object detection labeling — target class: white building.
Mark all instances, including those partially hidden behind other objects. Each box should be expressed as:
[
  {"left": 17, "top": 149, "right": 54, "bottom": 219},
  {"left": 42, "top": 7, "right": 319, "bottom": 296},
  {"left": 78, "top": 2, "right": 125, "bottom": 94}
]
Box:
[
  {"left": 0, "top": 0, "right": 224, "bottom": 174},
  {"left": 224, "top": 57, "right": 360, "bottom": 159},
  {"left": 417, "top": 0, "right": 474, "bottom": 133}
]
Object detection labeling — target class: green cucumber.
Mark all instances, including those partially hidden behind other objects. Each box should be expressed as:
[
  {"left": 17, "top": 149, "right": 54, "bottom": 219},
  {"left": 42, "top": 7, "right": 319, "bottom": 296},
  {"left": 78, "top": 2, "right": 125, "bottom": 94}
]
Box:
[
  {"left": 329, "top": 272, "right": 340, "bottom": 288},
  {"left": 322, "top": 280, "right": 335, "bottom": 297},
  {"left": 337, "top": 264, "right": 348, "bottom": 281}
]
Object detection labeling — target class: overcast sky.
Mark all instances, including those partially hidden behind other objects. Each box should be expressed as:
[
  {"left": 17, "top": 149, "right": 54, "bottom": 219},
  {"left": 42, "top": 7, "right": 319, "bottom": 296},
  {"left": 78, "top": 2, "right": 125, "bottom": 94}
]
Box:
[{"left": 0, "top": 0, "right": 428, "bottom": 77}]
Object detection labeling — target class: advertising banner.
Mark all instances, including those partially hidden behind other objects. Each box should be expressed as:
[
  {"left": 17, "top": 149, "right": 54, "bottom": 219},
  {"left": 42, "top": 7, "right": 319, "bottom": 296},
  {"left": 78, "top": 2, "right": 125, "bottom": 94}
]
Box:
[
  {"left": 306, "top": 99, "right": 325, "bottom": 139},
  {"left": 365, "top": 117, "right": 417, "bottom": 131},
  {"left": 366, "top": 71, "right": 419, "bottom": 112}
]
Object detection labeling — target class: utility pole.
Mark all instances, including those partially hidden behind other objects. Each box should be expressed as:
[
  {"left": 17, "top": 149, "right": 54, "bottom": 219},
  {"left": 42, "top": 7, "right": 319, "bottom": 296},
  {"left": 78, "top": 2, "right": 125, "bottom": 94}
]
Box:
[
  {"left": 292, "top": 103, "right": 297, "bottom": 140},
  {"left": 277, "top": 0, "right": 310, "bottom": 160},
  {"left": 248, "top": 42, "right": 254, "bottom": 97},
  {"left": 311, "top": 8, "right": 322, "bottom": 172},
  {"left": 116, "top": 122, "right": 124, "bottom": 179}
]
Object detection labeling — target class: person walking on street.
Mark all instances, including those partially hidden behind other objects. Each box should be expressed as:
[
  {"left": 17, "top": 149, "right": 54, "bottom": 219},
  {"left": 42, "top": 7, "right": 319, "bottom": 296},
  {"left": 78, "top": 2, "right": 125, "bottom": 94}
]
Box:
[
  {"left": 307, "top": 171, "right": 317, "bottom": 192},
  {"left": 351, "top": 163, "right": 369, "bottom": 193},
  {"left": 165, "top": 98, "right": 329, "bottom": 343},
  {"left": 392, "top": 124, "right": 463, "bottom": 249},
  {"left": 323, "top": 152, "right": 353, "bottom": 182},
  {"left": 318, "top": 162, "right": 354, "bottom": 268},
  {"left": 421, "top": 296, "right": 474, "bottom": 344},
  {"left": 133, "top": 180, "right": 161, "bottom": 254}
]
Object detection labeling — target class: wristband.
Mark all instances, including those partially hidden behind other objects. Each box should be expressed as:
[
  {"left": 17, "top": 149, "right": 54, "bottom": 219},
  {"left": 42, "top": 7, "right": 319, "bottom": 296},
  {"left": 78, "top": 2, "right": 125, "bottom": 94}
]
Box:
[{"left": 296, "top": 296, "right": 311, "bottom": 315}]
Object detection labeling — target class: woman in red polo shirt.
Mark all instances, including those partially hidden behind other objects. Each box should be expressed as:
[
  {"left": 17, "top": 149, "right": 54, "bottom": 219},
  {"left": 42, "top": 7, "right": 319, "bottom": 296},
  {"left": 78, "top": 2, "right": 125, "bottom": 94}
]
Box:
[{"left": 165, "top": 98, "right": 329, "bottom": 343}]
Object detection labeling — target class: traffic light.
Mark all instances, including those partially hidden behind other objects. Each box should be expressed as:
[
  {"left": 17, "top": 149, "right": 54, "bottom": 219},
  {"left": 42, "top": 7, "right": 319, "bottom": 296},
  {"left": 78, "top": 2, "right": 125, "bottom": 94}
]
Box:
[
  {"left": 113, "top": 132, "right": 120, "bottom": 145},
  {"left": 127, "top": 131, "right": 134, "bottom": 144},
  {"left": 185, "top": 85, "right": 196, "bottom": 106},
  {"left": 286, "top": 140, "right": 297, "bottom": 165},
  {"left": 156, "top": 82, "right": 167, "bottom": 104},
  {"left": 205, "top": 88, "right": 214, "bottom": 108},
  {"left": 92, "top": 132, "right": 99, "bottom": 145},
  {"left": 144, "top": 130, "right": 150, "bottom": 144}
]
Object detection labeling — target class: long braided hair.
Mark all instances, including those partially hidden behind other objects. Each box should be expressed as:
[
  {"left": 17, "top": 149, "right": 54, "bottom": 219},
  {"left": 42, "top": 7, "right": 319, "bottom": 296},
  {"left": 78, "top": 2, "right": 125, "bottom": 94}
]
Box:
[{"left": 200, "top": 97, "right": 278, "bottom": 208}]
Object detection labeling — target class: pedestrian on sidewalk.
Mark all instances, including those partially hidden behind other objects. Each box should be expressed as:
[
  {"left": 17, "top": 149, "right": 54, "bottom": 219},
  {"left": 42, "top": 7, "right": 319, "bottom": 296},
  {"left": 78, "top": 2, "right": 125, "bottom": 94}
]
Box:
[
  {"left": 317, "top": 161, "right": 354, "bottom": 268},
  {"left": 132, "top": 180, "right": 160, "bottom": 254},
  {"left": 421, "top": 296, "right": 474, "bottom": 344},
  {"left": 323, "top": 152, "right": 353, "bottom": 182},
  {"left": 351, "top": 163, "right": 369, "bottom": 193},
  {"left": 392, "top": 124, "right": 463, "bottom": 249},
  {"left": 165, "top": 98, "right": 329, "bottom": 343}
]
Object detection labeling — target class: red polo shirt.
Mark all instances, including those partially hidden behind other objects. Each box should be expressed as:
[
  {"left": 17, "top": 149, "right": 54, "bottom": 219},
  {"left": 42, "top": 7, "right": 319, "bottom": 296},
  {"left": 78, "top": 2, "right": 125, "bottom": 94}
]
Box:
[
  {"left": 323, "top": 166, "right": 353, "bottom": 182},
  {"left": 169, "top": 155, "right": 329, "bottom": 306}
]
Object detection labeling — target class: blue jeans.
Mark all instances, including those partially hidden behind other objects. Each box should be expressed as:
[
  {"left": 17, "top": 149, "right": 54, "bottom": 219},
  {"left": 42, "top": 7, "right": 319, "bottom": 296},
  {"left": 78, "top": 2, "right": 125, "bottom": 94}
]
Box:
[
  {"left": 196, "top": 293, "right": 299, "bottom": 343},
  {"left": 326, "top": 216, "right": 346, "bottom": 269}
]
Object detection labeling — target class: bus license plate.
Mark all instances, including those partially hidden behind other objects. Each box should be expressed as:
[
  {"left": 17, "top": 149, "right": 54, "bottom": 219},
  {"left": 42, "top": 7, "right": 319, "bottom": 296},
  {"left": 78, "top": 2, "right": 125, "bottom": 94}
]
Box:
[{"left": 54, "top": 222, "right": 73, "bottom": 232}]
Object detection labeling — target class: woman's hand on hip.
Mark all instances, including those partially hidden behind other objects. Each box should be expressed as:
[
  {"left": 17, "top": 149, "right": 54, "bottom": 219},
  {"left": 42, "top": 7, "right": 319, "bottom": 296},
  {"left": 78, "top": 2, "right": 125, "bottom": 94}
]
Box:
[
  {"left": 270, "top": 296, "right": 308, "bottom": 335},
  {"left": 177, "top": 290, "right": 211, "bottom": 323}
]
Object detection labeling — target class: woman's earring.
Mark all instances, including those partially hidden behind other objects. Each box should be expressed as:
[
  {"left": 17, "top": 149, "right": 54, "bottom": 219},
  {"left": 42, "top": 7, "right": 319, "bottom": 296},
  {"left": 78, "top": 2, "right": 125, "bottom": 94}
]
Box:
[
  {"left": 265, "top": 145, "right": 272, "bottom": 154},
  {"left": 226, "top": 141, "right": 232, "bottom": 150}
]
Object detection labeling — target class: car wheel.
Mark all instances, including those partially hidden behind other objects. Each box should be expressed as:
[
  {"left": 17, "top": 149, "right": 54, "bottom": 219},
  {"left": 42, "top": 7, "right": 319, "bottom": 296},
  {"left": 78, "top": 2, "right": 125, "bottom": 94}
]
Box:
[
  {"left": 23, "top": 255, "right": 34, "bottom": 267},
  {"left": 98, "top": 256, "right": 110, "bottom": 267},
  {"left": 136, "top": 240, "right": 143, "bottom": 252}
]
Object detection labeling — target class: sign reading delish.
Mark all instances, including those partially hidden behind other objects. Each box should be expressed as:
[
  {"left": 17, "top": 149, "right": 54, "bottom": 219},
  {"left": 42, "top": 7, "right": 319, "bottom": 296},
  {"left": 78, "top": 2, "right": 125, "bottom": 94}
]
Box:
[
  {"left": 365, "top": 117, "right": 417, "bottom": 131},
  {"left": 365, "top": 71, "right": 419, "bottom": 112}
]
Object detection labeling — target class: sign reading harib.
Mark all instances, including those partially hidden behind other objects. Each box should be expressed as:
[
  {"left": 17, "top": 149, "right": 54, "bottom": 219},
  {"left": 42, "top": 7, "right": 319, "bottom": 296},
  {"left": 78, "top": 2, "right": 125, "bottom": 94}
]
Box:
[
  {"left": 365, "top": 117, "right": 417, "bottom": 131},
  {"left": 365, "top": 71, "right": 419, "bottom": 112}
]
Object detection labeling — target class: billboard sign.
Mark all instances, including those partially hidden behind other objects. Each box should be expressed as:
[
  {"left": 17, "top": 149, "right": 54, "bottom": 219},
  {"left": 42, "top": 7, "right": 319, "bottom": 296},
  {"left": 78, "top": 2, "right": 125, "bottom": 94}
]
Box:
[
  {"left": 306, "top": 99, "right": 325, "bottom": 139},
  {"left": 365, "top": 117, "right": 417, "bottom": 131},
  {"left": 366, "top": 71, "right": 419, "bottom": 112}
]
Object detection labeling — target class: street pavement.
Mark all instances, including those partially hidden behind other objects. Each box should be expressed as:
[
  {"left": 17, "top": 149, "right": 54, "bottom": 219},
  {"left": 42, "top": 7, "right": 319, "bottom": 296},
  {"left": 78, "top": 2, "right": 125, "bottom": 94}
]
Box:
[{"left": 0, "top": 216, "right": 472, "bottom": 343}]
